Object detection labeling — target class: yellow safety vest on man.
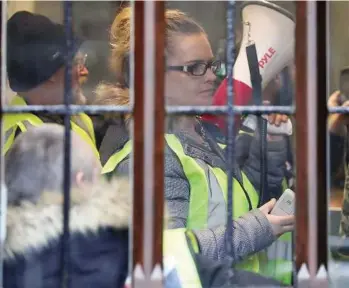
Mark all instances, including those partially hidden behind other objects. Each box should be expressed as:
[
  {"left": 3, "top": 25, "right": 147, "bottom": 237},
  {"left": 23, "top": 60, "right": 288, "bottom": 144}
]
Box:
[
  {"left": 102, "top": 134, "right": 292, "bottom": 285},
  {"left": 2, "top": 95, "right": 99, "bottom": 158}
]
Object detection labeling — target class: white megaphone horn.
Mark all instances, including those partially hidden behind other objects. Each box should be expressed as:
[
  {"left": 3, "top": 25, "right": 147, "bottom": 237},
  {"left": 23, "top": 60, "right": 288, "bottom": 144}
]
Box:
[{"left": 204, "top": 1, "right": 295, "bottom": 130}]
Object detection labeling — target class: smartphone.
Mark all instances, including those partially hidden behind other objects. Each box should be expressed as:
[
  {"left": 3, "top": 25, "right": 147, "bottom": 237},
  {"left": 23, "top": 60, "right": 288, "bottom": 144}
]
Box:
[{"left": 270, "top": 188, "right": 295, "bottom": 216}]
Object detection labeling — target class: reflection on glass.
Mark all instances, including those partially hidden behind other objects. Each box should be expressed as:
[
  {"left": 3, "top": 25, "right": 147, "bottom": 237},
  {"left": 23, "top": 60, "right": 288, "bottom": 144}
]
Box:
[
  {"left": 1, "top": 0, "right": 300, "bottom": 287},
  {"left": 328, "top": 2, "right": 349, "bottom": 286}
]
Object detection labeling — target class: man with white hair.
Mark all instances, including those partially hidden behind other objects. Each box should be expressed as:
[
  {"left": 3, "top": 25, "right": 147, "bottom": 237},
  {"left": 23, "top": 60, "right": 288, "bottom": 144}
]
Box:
[
  {"left": 3, "top": 11, "right": 97, "bottom": 157},
  {"left": 2, "top": 124, "right": 282, "bottom": 288},
  {"left": 3, "top": 124, "right": 130, "bottom": 288}
]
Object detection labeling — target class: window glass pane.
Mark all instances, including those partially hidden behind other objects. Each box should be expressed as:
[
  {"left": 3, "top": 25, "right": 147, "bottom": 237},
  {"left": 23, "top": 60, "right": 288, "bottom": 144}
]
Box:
[
  {"left": 328, "top": 1, "right": 349, "bottom": 285},
  {"left": 1, "top": 0, "right": 301, "bottom": 287},
  {"left": 162, "top": 1, "right": 296, "bottom": 286},
  {"left": 2, "top": 1, "right": 132, "bottom": 287}
]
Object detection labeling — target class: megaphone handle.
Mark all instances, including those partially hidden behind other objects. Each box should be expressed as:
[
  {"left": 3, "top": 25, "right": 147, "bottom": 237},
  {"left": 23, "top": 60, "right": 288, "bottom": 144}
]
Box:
[
  {"left": 258, "top": 116, "right": 268, "bottom": 204},
  {"left": 246, "top": 43, "right": 269, "bottom": 206},
  {"left": 246, "top": 44, "right": 262, "bottom": 105}
]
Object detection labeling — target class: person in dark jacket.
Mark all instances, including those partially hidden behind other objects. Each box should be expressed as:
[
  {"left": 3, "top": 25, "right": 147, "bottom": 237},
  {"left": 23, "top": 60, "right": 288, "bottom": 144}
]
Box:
[
  {"left": 3, "top": 124, "right": 129, "bottom": 288},
  {"left": 328, "top": 90, "right": 349, "bottom": 260},
  {"left": 2, "top": 124, "right": 283, "bottom": 288},
  {"left": 4, "top": 11, "right": 97, "bottom": 157},
  {"left": 328, "top": 91, "right": 349, "bottom": 184}
]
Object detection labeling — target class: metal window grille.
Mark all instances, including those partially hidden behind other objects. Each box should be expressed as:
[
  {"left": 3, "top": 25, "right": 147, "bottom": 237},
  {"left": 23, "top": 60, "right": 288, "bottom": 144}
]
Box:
[{"left": 0, "top": 1, "right": 331, "bottom": 287}]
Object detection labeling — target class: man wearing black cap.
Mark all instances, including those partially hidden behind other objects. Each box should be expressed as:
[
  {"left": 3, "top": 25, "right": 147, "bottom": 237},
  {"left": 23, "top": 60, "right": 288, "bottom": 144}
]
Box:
[{"left": 3, "top": 11, "right": 98, "bottom": 157}]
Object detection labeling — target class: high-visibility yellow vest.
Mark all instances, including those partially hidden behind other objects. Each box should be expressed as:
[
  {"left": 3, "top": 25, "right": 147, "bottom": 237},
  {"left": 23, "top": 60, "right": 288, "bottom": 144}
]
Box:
[
  {"left": 2, "top": 95, "right": 99, "bottom": 158},
  {"left": 163, "top": 229, "right": 202, "bottom": 288},
  {"left": 124, "top": 229, "right": 202, "bottom": 288},
  {"left": 236, "top": 130, "right": 293, "bottom": 284},
  {"left": 102, "top": 134, "right": 292, "bottom": 285},
  {"left": 258, "top": 232, "right": 293, "bottom": 284}
]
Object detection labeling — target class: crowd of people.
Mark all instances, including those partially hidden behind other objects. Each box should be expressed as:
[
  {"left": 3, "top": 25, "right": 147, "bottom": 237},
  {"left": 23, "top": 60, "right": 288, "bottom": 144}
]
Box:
[{"left": 2, "top": 4, "right": 348, "bottom": 288}]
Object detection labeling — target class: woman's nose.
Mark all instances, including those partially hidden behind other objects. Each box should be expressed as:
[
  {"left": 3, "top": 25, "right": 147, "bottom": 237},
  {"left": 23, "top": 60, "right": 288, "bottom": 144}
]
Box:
[{"left": 205, "top": 67, "right": 217, "bottom": 82}]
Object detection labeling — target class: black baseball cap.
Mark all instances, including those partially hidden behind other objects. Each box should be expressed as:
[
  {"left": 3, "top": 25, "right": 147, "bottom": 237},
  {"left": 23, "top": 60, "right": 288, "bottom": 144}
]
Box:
[{"left": 7, "top": 11, "right": 82, "bottom": 92}]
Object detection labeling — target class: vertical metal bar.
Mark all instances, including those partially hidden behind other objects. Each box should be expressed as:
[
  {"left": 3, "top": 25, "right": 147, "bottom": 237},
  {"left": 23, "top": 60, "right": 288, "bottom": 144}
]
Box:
[
  {"left": 61, "top": 1, "right": 73, "bottom": 287},
  {"left": 143, "top": 3, "right": 156, "bottom": 281},
  {"left": 296, "top": 1, "right": 329, "bottom": 285},
  {"left": 306, "top": 0, "right": 318, "bottom": 277},
  {"left": 135, "top": 1, "right": 165, "bottom": 286},
  {"left": 225, "top": 0, "right": 235, "bottom": 260},
  {"left": 132, "top": 0, "right": 145, "bottom": 285},
  {"left": 295, "top": 0, "right": 308, "bottom": 274},
  {"left": 316, "top": 0, "right": 328, "bottom": 272},
  {"left": 152, "top": 0, "right": 165, "bottom": 277},
  {"left": 143, "top": 1, "right": 155, "bottom": 279},
  {"left": 296, "top": 2, "right": 329, "bottom": 285},
  {"left": 0, "top": 1, "right": 6, "bottom": 287}
]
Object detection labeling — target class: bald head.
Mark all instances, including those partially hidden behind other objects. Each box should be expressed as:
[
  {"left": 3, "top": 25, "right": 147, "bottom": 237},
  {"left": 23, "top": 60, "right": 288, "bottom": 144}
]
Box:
[{"left": 5, "top": 124, "right": 100, "bottom": 204}]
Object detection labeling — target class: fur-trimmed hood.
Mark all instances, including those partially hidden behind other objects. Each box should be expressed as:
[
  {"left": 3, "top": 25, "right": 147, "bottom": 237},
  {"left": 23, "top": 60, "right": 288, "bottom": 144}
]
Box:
[
  {"left": 93, "top": 83, "right": 132, "bottom": 165},
  {"left": 94, "top": 82, "right": 130, "bottom": 107},
  {"left": 94, "top": 82, "right": 132, "bottom": 126},
  {"left": 4, "top": 178, "right": 130, "bottom": 260}
]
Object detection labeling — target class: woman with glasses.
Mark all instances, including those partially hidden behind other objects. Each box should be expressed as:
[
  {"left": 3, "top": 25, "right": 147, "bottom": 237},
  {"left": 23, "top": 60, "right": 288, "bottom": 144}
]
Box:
[{"left": 95, "top": 6, "right": 293, "bottom": 283}]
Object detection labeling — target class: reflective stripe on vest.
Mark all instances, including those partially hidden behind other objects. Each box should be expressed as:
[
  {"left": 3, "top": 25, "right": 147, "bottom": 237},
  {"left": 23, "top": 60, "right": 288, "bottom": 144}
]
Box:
[
  {"left": 102, "top": 140, "right": 132, "bottom": 174},
  {"left": 266, "top": 233, "right": 292, "bottom": 261},
  {"left": 195, "top": 159, "right": 226, "bottom": 228},
  {"left": 3, "top": 96, "right": 99, "bottom": 158},
  {"left": 163, "top": 229, "right": 202, "bottom": 288},
  {"left": 70, "top": 121, "right": 99, "bottom": 158},
  {"left": 164, "top": 135, "right": 209, "bottom": 229},
  {"left": 3, "top": 99, "right": 44, "bottom": 155},
  {"left": 260, "top": 232, "right": 293, "bottom": 285},
  {"left": 71, "top": 113, "right": 96, "bottom": 145}
]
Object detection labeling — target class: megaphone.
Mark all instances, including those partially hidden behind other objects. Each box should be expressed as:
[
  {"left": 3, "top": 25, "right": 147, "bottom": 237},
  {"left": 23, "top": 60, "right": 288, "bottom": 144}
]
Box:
[{"left": 204, "top": 1, "right": 295, "bottom": 131}]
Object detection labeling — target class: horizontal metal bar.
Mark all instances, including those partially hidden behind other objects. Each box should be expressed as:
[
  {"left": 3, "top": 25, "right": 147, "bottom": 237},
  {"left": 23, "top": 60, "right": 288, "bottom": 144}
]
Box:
[
  {"left": 166, "top": 105, "right": 295, "bottom": 115},
  {"left": 1, "top": 104, "right": 295, "bottom": 115},
  {"left": 1, "top": 105, "right": 133, "bottom": 114},
  {"left": 329, "top": 235, "right": 349, "bottom": 249},
  {"left": 328, "top": 107, "right": 349, "bottom": 114},
  {"left": 167, "top": 106, "right": 228, "bottom": 114}
]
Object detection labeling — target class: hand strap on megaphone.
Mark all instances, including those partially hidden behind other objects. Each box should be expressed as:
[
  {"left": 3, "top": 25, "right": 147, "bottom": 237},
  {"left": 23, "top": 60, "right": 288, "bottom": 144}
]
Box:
[
  {"left": 246, "top": 43, "right": 268, "bottom": 207},
  {"left": 246, "top": 44, "right": 262, "bottom": 105}
]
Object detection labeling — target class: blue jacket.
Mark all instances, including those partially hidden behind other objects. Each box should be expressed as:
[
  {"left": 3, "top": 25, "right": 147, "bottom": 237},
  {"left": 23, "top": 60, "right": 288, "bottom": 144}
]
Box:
[{"left": 3, "top": 179, "right": 130, "bottom": 288}]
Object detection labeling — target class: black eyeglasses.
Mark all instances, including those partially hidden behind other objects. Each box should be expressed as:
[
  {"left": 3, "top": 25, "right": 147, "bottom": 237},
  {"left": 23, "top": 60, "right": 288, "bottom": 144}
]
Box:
[{"left": 167, "top": 60, "right": 222, "bottom": 76}]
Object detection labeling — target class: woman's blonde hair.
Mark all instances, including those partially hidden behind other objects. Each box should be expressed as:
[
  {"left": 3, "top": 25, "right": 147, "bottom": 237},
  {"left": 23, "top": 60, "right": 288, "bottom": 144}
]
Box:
[
  {"left": 94, "top": 6, "right": 206, "bottom": 123},
  {"left": 94, "top": 83, "right": 132, "bottom": 124},
  {"left": 109, "top": 6, "right": 206, "bottom": 82}
]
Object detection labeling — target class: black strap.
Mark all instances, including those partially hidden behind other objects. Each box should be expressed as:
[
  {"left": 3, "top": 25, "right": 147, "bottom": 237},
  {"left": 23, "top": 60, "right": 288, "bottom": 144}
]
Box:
[
  {"left": 246, "top": 44, "right": 268, "bottom": 206},
  {"left": 344, "top": 125, "right": 349, "bottom": 166},
  {"left": 246, "top": 44, "right": 262, "bottom": 105}
]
